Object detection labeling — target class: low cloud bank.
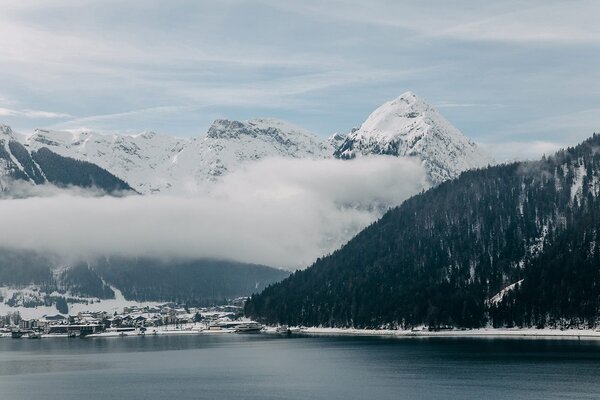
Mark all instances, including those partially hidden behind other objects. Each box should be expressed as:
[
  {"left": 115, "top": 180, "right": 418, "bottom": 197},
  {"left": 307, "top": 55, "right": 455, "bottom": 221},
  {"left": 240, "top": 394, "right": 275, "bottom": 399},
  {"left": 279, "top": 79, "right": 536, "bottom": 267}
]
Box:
[
  {"left": 0, "top": 156, "right": 428, "bottom": 269},
  {"left": 482, "top": 140, "right": 564, "bottom": 162}
]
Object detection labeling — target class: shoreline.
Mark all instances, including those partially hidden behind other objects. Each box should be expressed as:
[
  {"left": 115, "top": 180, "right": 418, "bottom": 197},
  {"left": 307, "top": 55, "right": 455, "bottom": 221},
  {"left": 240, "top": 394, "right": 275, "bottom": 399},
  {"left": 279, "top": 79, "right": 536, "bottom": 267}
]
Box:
[
  {"left": 293, "top": 327, "right": 600, "bottom": 340},
  {"left": 4, "top": 324, "right": 600, "bottom": 340}
]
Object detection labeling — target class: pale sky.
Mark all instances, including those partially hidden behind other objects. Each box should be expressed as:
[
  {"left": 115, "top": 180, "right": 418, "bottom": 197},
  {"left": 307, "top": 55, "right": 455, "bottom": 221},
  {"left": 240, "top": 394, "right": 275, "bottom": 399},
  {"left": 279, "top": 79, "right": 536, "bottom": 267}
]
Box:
[{"left": 0, "top": 0, "right": 599, "bottom": 160}]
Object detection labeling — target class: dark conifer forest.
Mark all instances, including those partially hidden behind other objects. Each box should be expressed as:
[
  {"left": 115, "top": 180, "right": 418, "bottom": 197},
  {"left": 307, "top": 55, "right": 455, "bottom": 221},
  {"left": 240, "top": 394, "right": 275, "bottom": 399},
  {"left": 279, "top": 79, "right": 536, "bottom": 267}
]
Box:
[
  {"left": 0, "top": 139, "right": 134, "bottom": 194},
  {"left": 0, "top": 248, "right": 289, "bottom": 312},
  {"left": 245, "top": 134, "right": 600, "bottom": 329},
  {"left": 94, "top": 257, "right": 289, "bottom": 305},
  {"left": 31, "top": 147, "right": 133, "bottom": 193}
]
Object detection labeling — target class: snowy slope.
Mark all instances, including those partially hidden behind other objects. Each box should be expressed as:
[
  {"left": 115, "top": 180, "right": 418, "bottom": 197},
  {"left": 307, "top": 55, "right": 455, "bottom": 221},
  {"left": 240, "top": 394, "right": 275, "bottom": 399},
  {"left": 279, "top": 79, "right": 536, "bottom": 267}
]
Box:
[
  {"left": 0, "top": 125, "right": 133, "bottom": 193},
  {"left": 24, "top": 119, "right": 333, "bottom": 193},
  {"left": 0, "top": 125, "right": 25, "bottom": 187},
  {"left": 0, "top": 125, "right": 47, "bottom": 188},
  {"left": 17, "top": 93, "right": 490, "bottom": 192},
  {"left": 334, "top": 92, "right": 493, "bottom": 184},
  {"left": 25, "top": 129, "right": 189, "bottom": 193},
  {"left": 167, "top": 118, "right": 333, "bottom": 185}
]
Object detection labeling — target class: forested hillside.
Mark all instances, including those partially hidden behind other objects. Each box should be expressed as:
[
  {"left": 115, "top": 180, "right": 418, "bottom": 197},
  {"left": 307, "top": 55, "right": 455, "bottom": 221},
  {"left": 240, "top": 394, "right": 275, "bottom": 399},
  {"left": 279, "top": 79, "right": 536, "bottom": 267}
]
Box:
[
  {"left": 1, "top": 130, "right": 134, "bottom": 194},
  {"left": 245, "top": 134, "right": 600, "bottom": 329},
  {"left": 94, "top": 257, "right": 290, "bottom": 305},
  {"left": 0, "top": 249, "right": 289, "bottom": 313},
  {"left": 31, "top": 147, "right": 133, "bottom": 193}
]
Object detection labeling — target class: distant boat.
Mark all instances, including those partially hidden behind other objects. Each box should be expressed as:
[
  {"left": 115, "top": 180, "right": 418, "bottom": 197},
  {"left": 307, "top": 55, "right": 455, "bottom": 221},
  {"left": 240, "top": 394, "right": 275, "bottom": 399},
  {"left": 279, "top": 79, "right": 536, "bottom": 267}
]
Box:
[
  {"left": 11, "top": 330, "right": 25, "bottom": 339},
  {"left": 205, "top": 325, "right": 231, "bottom": 333},
  {"left": 28, "top": 331, "right": 42, "bottom": 339},
  {"left": 275, "top": 326, "right": 292, "bottom": 336},
  {"left": 234, "top": 322, "right": 263, "bottom": 333}
]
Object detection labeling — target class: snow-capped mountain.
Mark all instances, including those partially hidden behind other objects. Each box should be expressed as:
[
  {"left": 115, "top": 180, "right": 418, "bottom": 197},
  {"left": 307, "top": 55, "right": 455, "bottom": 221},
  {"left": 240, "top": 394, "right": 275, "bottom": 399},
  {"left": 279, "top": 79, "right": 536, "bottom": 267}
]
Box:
[
  {"left": 25, "top": 129, "right": 189, "bottom": 193},
  {"left": 169, "top": 118, "right": 333, "bottom": 184},
  {"left": 0, "top": 125, "right": 131, "bottom": 193},
  {"left": 0, "top": 124, "right": 45, "bottom": 187},
  {"left": 334, "top": 92, "right": 493, "bottom": 184},
  {"left": 24, "top": 118, "right": 333, "bottom": 193},
  {"left": 16, "top": 92, "right": 491, "bottom": 192}
]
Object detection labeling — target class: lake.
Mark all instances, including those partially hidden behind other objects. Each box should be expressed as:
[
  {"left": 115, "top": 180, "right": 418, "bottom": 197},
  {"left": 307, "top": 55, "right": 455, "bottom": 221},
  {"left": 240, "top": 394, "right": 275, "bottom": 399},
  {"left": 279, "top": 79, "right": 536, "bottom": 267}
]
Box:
[{"left": 1, "top": 334, "right": 599, "bottom": 399}]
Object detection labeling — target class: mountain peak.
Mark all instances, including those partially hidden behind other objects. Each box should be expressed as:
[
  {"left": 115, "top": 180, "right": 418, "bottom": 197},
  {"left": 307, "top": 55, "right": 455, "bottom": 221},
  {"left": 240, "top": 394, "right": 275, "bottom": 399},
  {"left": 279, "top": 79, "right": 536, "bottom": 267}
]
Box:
[
  {"left": 206, "top": 119, "right": 247, "bottom": 139},
  {"left": 327, "top": 132, "right": 347, "bottom": 149},
  {"left": 395, "top": 90, "right": 418, "bottom": 102},
  {"left": 386, "top": 91, "right": 427, "bottom": 110},
  {"left": 206, "top": 117, "right": 316, "bottom": 141},
  {"left": 0, "top": 124, "right": 15, "bottom": 138},
  {"left": 334, "top": 92, "right": 493, "bottom": 184},
  {"left": 134, "top": 131, "right": 158, "bottom": 140},
  {"left": 359, "top": 92, "right": 434, "bottom": 137}
]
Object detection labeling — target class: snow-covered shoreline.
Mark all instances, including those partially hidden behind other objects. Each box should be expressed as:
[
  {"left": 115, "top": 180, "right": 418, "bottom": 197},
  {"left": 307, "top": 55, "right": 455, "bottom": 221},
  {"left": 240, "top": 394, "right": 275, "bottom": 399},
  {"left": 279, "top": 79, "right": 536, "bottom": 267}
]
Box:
[
  {"left": 294, "top": 327, "right": 600, "bottom": 340},
  {"left": 5, "top": 322, "right": 600, "bottom": 341},
  {"left": 82, "top": 326, "right": 600, "bottom": 340}
]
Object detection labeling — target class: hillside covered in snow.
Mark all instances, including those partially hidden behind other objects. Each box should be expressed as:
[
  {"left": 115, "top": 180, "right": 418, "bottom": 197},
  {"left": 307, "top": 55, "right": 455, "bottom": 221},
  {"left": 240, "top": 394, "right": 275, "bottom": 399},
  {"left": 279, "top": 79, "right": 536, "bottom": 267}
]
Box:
[
  {"left": 17, "top": 92, "right": 491, "bottom": 193},
  {"left": 0, "top": 125, "right": 133, "bottom": 194},
  {"left": 23, "top": 118, "right": 334, "bottom": 194},
  {"left": 334, "top": 92, "right": 493, "bottom": 184}
]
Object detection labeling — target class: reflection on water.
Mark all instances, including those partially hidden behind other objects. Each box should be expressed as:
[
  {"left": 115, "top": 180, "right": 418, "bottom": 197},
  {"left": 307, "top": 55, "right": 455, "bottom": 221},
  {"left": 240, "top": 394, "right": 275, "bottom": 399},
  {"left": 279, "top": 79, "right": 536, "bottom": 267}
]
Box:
[{"left": 1, "top": 335, "right": 600, "bottom": 400}]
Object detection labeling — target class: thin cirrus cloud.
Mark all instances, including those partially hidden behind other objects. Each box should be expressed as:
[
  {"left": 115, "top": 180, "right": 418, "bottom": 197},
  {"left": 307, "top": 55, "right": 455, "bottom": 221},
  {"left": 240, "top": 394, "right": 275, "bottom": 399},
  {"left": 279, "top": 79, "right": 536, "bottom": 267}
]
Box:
[
  {"left": 436, "top": 2, "right": 600, "bottom": 44},
  {"left": 0, "top": 107, "right": 71, "bottom": 119},
  {"left": 273, "top": 0, "right": 600, "bottom": 44},
  {"left": 0, "top": 1, "right": 598, "bottom": 158},
  {"left": 48, "top": 68, "right": 419, "bottom": 132}
]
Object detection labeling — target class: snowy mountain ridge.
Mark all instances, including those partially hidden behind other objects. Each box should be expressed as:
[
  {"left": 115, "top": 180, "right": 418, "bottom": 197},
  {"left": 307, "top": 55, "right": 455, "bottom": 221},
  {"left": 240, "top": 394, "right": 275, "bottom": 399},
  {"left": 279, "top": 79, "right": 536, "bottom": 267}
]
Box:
[
  {"left": 22, "top": 118, "right": 334, "bottom": 193},
  {"left": 24, "top": 128, "right": 190, "bottom": 193},
  {"left": 170, "top": 118, "right": 334, "bottom": 185},
  {"left": 16, "top": 92, "right": 491, "bottom": 193}
]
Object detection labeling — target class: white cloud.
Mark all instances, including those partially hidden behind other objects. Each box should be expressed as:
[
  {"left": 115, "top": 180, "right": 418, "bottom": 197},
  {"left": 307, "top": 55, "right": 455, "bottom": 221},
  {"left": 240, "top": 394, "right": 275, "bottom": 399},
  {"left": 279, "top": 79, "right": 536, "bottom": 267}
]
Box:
[
  {"left": 482, "top": 140, "right": 565, "bottom": 162},
  {"left": 0, "top": 107, "right": 71, "bottom": 119},
  {"left": 0, "top": 156, "right": 428, "bottom": 269}
]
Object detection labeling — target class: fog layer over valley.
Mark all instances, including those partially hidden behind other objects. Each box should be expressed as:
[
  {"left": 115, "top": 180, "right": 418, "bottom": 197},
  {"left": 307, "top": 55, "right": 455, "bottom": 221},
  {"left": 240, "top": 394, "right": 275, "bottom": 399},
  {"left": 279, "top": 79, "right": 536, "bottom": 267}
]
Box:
[
  {"left": 0, "top": 156, "right": 428, "bottom": 269},
  {"left": 0, "top": 92, "right": 486, "bottom": 313}
]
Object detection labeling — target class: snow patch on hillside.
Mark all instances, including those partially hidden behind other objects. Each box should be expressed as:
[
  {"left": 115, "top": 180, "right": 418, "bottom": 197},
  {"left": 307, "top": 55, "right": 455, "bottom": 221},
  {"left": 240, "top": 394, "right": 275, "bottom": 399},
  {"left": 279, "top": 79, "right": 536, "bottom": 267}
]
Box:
[
  {"left": 0, "top": 284, "right": 161, "bottom": 320},
  {"left": 571, "top": 162, "right": 586, "bottom": 202},
  {"left": 489, "top": 279, "right": 524, "bottom": 305}
]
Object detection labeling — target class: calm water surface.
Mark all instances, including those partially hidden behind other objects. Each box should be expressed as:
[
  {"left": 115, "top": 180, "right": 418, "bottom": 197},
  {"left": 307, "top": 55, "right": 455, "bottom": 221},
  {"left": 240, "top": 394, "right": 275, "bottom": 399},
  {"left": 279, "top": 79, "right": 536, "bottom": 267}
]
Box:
[{"left": 0, "top": 334, "right": 599, "bottom": 399}]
